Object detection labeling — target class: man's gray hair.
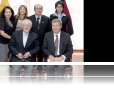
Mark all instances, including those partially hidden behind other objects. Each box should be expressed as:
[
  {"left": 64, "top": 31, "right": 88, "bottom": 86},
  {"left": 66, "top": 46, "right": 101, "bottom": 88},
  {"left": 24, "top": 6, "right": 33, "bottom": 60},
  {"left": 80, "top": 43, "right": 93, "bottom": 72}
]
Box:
[
  {"left": 34, "top": 4, "right": 43, "bottom": 9},
  {"left": 22, "top": 19, "right": 32, "bottom": 27}
]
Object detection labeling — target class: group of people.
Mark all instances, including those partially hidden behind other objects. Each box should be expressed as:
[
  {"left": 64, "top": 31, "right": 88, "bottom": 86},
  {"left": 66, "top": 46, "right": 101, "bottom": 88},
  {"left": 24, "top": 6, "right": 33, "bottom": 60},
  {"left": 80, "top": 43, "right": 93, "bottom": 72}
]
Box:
[
  {"left": 0, "top": 1, "right": 73, "bottom": 82},
  {"left": 0, "top": 1, "right": 73, "bottom": 85}
]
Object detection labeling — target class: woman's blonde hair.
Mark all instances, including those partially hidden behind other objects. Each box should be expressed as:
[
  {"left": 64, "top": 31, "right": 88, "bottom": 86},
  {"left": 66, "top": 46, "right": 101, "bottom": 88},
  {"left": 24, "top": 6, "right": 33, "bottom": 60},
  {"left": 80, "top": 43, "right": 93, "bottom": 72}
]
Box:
[{"left": 16, "top": 5, "right": 28, "bottom": 19}]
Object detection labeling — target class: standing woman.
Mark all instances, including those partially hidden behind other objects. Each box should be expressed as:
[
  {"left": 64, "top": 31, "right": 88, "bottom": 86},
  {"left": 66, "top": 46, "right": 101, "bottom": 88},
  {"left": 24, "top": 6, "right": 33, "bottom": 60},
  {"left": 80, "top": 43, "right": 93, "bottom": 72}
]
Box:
[
  {"left": 15, "top": 5, "right": 28, "bottom": 31},
  {"left": 0, "top": 6, "right": 15, "bottom": 62},
  {"left": 49, "top": 1, "right": 74, "bottom": 36}
]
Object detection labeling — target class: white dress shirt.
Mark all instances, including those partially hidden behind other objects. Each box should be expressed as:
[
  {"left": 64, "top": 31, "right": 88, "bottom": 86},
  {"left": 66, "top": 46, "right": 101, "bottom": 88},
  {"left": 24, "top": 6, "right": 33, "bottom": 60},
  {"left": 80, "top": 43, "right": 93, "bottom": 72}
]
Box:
[
  {"left": 54, "top": 32, "right": 66, "bottom": 60},
  {"left": 23, "top": 31, "right": 29, "bottom": 47},
  {"left": 16, "top": 32, "right": 31, "bottom": 57}
]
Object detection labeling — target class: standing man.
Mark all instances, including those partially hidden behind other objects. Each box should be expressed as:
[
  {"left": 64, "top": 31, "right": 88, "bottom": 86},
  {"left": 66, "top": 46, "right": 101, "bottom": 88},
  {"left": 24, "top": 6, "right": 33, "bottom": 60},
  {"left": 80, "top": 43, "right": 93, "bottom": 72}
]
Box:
[
  {"left": 28, "top": 4, "right": 49, "bottom": 76},
  {"left": 42, "top": 19, "right": 73, "bottom": 82},
  {"left": 28, "top": 4, "right": 49, "bottom": 62}
]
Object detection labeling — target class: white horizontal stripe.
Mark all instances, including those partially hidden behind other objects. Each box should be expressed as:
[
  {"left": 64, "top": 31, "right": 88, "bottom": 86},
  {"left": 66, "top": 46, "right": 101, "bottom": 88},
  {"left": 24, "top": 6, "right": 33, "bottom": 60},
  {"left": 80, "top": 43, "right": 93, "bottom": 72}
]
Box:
[{"left": 0, "top": 76, "right": 114, "bottom": 77}]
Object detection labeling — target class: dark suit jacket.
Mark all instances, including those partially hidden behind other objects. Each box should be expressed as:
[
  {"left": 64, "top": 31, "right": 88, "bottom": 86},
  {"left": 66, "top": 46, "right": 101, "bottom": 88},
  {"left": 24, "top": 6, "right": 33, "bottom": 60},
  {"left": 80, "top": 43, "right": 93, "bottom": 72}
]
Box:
[
  {"left": 28, "top": 15, "right": 49, "bottom": 46},
  {"left": 42, "top": 31, "right": 73, "bottom": 62},
  {"left": 8, "top": 30, "right": 40, "bottom": 62},
  {"left": 49, "top": 14, "right": 74, "bottom": 36}
]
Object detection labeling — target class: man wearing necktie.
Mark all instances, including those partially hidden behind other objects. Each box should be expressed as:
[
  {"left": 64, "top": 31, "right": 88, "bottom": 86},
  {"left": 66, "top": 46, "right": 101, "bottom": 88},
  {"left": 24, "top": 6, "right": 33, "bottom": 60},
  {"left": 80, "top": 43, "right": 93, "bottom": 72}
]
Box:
[
  {"left": 42, "top": 19, "right": 73, "bottom": 82},
  {"left": 28, "top": 4, "right": 49, "bottom": 62},
  {"left": 28, "top": 4, "right": 49, "bottom": 76},
  {"left": 8, "top": 19, "right": 40, "bottom": 82}
]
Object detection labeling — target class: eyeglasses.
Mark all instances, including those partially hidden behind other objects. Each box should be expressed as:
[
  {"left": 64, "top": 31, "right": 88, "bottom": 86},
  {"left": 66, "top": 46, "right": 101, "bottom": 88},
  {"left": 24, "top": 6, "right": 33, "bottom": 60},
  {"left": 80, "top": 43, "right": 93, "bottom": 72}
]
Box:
[{"left": 35, "top": 8, "right": 42, "bottom": 10}]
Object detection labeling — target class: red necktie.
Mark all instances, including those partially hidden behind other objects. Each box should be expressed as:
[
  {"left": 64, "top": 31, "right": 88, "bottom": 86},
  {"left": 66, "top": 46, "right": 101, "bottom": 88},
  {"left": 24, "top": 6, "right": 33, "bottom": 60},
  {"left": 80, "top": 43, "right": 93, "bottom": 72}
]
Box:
[{"left": 54, "top": 35, "right": 58, "bottom": 56}]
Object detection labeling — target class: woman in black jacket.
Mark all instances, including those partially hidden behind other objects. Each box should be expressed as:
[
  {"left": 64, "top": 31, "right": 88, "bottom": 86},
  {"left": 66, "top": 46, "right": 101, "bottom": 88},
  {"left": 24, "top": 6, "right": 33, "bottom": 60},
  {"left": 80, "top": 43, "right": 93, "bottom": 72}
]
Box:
[
  {"left": 0, "top": 6, "right": 15, "bottom": 62},
  {"left": 49, "top": 1, "right": 74, "bottom": 36}
]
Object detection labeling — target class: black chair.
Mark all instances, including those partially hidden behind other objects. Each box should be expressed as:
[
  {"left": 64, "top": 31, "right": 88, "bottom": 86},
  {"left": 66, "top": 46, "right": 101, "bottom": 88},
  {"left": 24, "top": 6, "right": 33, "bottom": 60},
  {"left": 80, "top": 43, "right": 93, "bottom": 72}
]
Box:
[
  {"left": 10, "top": 65, "right": 39, "bottom": 85},
  {"left": 42, "top": 65, "right": 73, "bottom": 85}
]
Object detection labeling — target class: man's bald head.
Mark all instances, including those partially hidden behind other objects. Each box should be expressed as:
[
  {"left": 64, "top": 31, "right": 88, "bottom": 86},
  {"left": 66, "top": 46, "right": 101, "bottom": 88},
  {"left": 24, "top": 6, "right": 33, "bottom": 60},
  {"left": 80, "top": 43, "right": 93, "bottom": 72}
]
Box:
[{"left": 34, "top": 4, "right": 43, "bottom": 9}]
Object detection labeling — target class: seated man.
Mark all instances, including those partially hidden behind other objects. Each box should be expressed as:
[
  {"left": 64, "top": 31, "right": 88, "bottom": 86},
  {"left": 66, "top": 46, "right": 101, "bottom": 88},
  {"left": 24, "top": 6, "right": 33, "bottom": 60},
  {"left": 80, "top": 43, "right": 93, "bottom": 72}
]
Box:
[
  {"left": 8, "top": 19, "right": 40, "bottom": 82},
  {"left": 42, "top": 19, "right": 73, "bottom": 82},
  {"left": 8, "top": 19, "right": 39, "bottom": 85},
  {"left": 42, "top": 19, "right": 73, "bottom": 62}
]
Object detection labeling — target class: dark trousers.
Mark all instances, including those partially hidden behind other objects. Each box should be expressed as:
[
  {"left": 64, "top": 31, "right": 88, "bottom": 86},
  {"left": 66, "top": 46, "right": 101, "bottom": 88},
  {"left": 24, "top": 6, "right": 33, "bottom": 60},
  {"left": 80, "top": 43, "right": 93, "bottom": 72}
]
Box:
[
  {"left": 46, "top": 65, "right": 65, "bottom": 82},
  {"left": 38, "top": 49, "right": 43, "bottom": 62},
  {"left": 11, "top": 65, "right": 33, "bottom": 82},
  {"left": 17, "top": 59, "right": 31, "bottom": 62}
]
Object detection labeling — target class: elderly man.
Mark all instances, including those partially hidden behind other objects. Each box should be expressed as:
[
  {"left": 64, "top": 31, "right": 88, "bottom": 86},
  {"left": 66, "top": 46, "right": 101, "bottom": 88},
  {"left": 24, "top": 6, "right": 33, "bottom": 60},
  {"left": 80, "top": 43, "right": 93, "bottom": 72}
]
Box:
[{"left": 8, "top": 19, "right": 40, "bottom": 82}]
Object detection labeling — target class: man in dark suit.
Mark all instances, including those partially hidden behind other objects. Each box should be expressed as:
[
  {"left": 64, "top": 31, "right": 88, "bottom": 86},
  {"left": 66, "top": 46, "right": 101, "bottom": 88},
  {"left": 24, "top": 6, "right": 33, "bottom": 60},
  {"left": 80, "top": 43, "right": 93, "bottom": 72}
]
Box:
[
  {"left": 42, "top": 19, "right": 73, "bottom": 82},
  {"left": 28, "top": 4, "right": 49, "bottom": 62},
  {"left": 8, "top": 19, "right": 40, "bottom": 82},
  {"left": 28, "top": 4, "right": 49, "bottom": 76}
]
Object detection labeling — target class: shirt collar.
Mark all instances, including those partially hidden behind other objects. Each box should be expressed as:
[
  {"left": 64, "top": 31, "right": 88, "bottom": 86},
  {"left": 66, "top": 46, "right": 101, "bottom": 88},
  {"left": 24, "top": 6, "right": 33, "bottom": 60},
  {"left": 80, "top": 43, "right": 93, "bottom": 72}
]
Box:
[
  {"left": 54, "top": 31, "right": 61, "bottom": 37},
  {"left": 23, "top": 31, "right": 29, "bottom": 36},
  {"left": 35, "top": 14, "right": 42, "bottom": 19},
  {"left": 53, "top": 13, "right": 66, "bottom": 17}
]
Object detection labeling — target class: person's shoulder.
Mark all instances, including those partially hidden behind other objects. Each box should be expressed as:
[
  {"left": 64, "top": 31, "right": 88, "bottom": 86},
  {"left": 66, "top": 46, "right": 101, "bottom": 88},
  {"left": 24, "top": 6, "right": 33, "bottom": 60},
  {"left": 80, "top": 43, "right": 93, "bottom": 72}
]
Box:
[
  {"left": 50, "top": 13, "right": 54, "bottom": 16},
  {"left": 45, "top": 31, "right": 53, "bottom": 36},
  {"left": 64, "top": 14, "right": 69, "bottom": 17},
  {"left": 30, "top": 31, "right": 37, "bottom": 36},
  {"left": 50, "top": 13, "right": 55, "bottom": 17},
  {"left": 28, "top": 14, "right": 35, "bottom": 19},
  {"left": 0, "top": 18, "right": 5, "bottom": 23},
  {"left": 14, "top": 30, "right": 22, "bottom": 34},
  {"left": 12, "top": 30, "right": 22, "bottom": 36},
  {"left": 61, "top": 31, "right": 70, "bottom": 37},
  {"left": 42, "top": 15, "right": 49, "bottom": 18}
]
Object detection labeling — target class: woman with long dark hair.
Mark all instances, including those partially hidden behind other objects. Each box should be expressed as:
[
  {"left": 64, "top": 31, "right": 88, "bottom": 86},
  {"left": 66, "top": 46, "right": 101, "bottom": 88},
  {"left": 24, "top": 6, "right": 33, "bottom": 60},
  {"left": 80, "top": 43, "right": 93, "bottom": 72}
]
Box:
[
  {"left": 0, "top": 6, "right": 15, "bottom": 62},
  {"left": 49, "top": 1, "right": 74, "bottom": 36}
]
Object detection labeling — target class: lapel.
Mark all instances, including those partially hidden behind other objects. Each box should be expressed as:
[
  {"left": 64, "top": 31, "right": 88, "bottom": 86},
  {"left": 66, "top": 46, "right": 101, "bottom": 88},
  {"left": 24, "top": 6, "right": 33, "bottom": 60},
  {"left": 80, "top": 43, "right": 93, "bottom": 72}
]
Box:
[
  {"left": 59, "top": 32, "right": 64, "bottom": 54},
  {"left": 39, "top": 15, "right": 45, "bottom": 31},
  {"left": 32, "top": 15, "right": 38, "bottom": 29},
  {"left": 19, "top": 31, "right": 24, "bottom": 48},
  {"left": 25, "top": 31, "right": 32, "bottom": 48},
  {"left": 50, "top": 32, "right": 55, "bottom": 55}
]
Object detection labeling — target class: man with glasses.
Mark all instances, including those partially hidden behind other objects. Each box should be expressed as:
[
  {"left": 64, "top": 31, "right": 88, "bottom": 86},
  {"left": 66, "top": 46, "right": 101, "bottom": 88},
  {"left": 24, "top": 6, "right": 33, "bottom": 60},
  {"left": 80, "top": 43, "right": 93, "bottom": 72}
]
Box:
[
  {"left": 28, "top": 4, "right": 49, "bottom": 62},
  {"left": 8, "top": 19, "right": 40, "bottom": 82},
  {"left": 28, "top": 4, "right": 49, "bottom": 76},
  {"left": 9, "top": 19, "right": 40, "bottom": 62}
]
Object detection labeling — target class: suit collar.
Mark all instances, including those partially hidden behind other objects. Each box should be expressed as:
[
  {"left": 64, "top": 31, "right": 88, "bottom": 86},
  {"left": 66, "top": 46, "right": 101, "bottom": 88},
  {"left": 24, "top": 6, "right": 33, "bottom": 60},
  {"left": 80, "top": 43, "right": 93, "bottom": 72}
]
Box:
[
  {"left": 19, "top": 31, "right": 24, "bottom": 48},
  {"left": 19, "top": 30, "right": 32, "bottom": 48},
  {"left": 59, "top": 31, "right": 64, "bottom": 54},
  {"left": 35, "top": 14, "right": 42, "bottom": 20},
  {"left": 50, "top": 31, "right": 55, "bottom": 55},
  {"left": 39, "top": 15, "right": 45, "bottom": 30},
  {"left": 25, "top": 31, "right": 32, "bottom": 48},
  {"left": 32, "top": 14, "right": 45, "bottom": 30}
]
